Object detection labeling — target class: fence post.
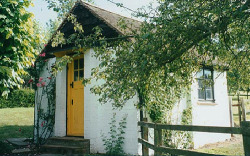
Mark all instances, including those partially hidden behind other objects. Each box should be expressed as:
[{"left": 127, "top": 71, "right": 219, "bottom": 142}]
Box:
[
  {"left": 154, "top": 123, "right": 162, "bottom": 155},
  {"left": 238, "top": 94, "right": 242, "bottom": 125},
  {"left": 241, "top": 98, "right": 246, "bottom": 121},
  {"left": 241, "top": 121, "right": 250, "bottom": 156},
  {"left": 142, "top": 118, "right": 149, "bottom": 156},
  {"left": 229, "top": 97, "right": 234, "bottom": 136}
]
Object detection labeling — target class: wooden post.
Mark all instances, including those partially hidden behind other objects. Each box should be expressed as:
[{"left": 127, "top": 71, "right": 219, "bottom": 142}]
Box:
[
  {"left": 241, "top": 98, "right": 246, "bottom": 121},
  {"left": 229, "top": 97, "right": 234, "bottom": 137},
  {"left": 154, "top": 123, "right": 162, "bottom": 155},
  {"left": 142, "top": 118, "right": 149, "bottom": 156},
  {"left": 238, "top": 95, "right": 242, "bottom": 125},
  {"left": 247, "top": 88, "right": 249, "bottom": 99},
  {"left": 241, "top": 121, "right": 250, "bottom": 156},
  {"left": 229, "top": 97, "right": 234, "bottom": 126}
]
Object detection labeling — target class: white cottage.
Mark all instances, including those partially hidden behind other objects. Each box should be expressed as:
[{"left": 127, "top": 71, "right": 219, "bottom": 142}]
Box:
[{"left": 34, "top": 1, "right": 231, "bottom": 155}]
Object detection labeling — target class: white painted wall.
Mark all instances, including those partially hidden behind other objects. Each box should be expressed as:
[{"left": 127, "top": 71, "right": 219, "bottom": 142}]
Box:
[
  {"left": 191, "top": 71, "right": 231, "bottom": 148},
  {"left": 84, "top": 49, "right": 140, "bottom": 154},
  {"left": 141, "top": 71, "right": 231, "bottom": 152},
  {"left": 54, "top": 63, "right": 67, "bottom": 137},
  {"left": 171, "top": 97, "right": 188, "bottom": 124},
  {"left": 52, "top": 49, "right": 140, "bottom": 155},
  {"left": 34, "top": 58, "right": 56, "bottom": 140}
]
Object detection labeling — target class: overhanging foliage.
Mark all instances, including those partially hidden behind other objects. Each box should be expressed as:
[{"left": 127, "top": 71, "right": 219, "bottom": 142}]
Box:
[
  {"left": 43, "top": 0, "right": 249, "bottom": 116},
  {"left": 0, "top": 0, "right": 44, "bottom": 96}
]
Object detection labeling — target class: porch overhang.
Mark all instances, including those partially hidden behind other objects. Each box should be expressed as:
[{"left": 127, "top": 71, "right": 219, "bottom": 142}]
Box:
[{"left": 49, "top": 47, "right": 85, "bottom": 58}]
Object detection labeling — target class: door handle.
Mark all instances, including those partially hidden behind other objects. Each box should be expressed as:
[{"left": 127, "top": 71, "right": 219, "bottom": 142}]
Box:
[
  {"left": 70, "top": 82, "right": 74, "bottom": 88},
  {"left": 72, "top": 99, "right": 73, "bottom": 105}
]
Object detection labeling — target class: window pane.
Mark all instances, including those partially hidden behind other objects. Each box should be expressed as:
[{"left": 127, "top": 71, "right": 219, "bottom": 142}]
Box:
[
  {"left": 204, "top": 69, "right": 212, "bottom": 79},
  {"left": 79, "top": 58, "right": 84, "bottom": 69},
  {"left": 74, "top": 71, "right": 78, "bottom": 81},
  {"left": 74, "top": 60, "right": 78, "bottom": 70},
  {"left": 206, "top": 84, "right": 212, "bottom": 90},
  {"left": 197, "top": 70, "right": 203, "bottom": 78},
  {"left": 197, "top": 68, "right": 214, "bottom": 101},
  {"left": 198, "top": 80, "right": 204, "bottom": 89},
  {"left": 79, "top": 70, "right": 84, "bottom": 80},
  {"left": 198, "top": 89, "right": 205, "bottom": 99},
  {"left": 206, "top": 89, "right": 213, "bottom": 100}
]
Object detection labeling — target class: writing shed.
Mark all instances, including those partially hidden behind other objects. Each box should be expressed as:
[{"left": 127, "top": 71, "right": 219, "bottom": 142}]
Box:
[{"left": 34, "top": 1, "right": 231, "bottom": 155}]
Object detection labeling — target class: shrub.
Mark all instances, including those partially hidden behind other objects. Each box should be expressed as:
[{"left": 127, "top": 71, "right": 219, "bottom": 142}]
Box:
[
  {"left": 102, "top": 113, "right": 127, "bottom": 155},
  {"left": 0, "top": 88, "right": 35, "bottom": 108}
]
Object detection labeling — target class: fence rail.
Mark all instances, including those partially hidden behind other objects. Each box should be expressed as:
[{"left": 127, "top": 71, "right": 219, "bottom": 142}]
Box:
[
  {"left": 138, "top": 121, "right": 245, "bottom": 134},
  {"left": 229, "top": 96, "right": 249, "bottom": 126},
  {"left": 138, "top": 119, "right": 250, "bottom": 156}
]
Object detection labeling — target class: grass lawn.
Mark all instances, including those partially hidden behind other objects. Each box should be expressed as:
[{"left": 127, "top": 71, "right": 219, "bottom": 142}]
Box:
[
  {"left": 196, "top": 135, "right": 244, "bottom": 155},
  {"left": 195, "top": 98, "right": 249, "bottom": 155},
  {"left": 0, "top": 107, "right": 34, "bottom": 141}
]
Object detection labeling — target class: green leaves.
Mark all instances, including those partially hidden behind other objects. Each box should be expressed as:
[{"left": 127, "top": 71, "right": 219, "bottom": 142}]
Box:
[
  {"left": 0, "top": 0, "right": 43, "bottom": 96},
  {"left": 90, "top": 0, "right": 249, "bottom": 115},
  {"left": 0, "top": 66, "right": 11, "bottom": 76},
  {"left": 102, "top": 113, "right": 127, "bottom": 155},
  {"left": 44, "top": 0, "right": 248, "bottom": 122},
  {"left": 0, "top": 15, "right": 7, "bottom": 19}
]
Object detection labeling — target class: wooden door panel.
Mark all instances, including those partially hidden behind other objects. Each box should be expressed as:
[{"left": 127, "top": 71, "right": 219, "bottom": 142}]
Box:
[{"left": 67, "top": 56, "right": 84, "bottom": 136}]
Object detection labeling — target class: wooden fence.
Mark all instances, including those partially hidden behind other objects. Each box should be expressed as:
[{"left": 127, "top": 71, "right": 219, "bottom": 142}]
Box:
[
  {"left": 138, "top": 119, "right": 250, "bottom": 156},
  {"left": 229, "top": 95, "right": 249, "bottom": 123}
]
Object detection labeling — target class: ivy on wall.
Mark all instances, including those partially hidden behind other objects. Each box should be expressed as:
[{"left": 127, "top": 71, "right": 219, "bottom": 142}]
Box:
[{"left": 161, "top": 92, "right": 193, "bottom": 149}]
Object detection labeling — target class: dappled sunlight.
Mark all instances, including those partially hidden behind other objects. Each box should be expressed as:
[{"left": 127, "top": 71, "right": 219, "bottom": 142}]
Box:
[
  {"left": 0, "top": 107, "right": 34, "bottom": 126},
  {"left": 0, "top": 108, "right": 34, "bottom": 140}
]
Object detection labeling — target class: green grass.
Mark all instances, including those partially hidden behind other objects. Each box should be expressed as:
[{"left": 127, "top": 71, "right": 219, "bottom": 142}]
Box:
[
  {"left": 196, "top": 143, "right": 244, "bottom": 155},
  {"left": 195, "top": 135, "right": 244, "bottom": 155},
  {"left": 195, "top": 97, "right": 250, "bottom": 155},
  {"left": 0, "top": 107, "right": 34, "bottom": 141}
]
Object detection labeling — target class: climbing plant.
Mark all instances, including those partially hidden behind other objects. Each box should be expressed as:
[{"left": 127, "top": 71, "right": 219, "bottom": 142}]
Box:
[
  {"left": 101, "top": 113, "right": 128, "bottom": 155},
  {"left": 161, "top": 92, "right": 193, "bottom": 149},
  {"left": 29, "top": 51, "right": 56, "bottom": 146},
  {"left": 34, "top": 74, "right": 56, "bottom": 146}
]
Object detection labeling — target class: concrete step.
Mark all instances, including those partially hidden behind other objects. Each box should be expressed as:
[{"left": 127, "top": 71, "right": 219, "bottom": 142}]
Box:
[
  {"left": 41, "top": 144, "right": 89, "bottom": 154},
  {"left": 41, "top": 137, "right": 90, "bottom": 154},
  {"left": 45, "top": 137, "right": 89, "bottom": 147}
]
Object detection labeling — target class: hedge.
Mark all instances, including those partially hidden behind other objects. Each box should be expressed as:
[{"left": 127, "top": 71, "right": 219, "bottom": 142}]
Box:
[{"left": 0, "top": 88, "right": 35, "bottom": 108}]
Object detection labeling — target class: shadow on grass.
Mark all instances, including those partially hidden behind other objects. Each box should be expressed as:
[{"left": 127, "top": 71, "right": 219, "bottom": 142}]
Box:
[
  {"left": 0, "top": 140, "right": 14, "bottom": 155},
  {"left": 0, "top": 125, "right": 33, "bottom": 141}
]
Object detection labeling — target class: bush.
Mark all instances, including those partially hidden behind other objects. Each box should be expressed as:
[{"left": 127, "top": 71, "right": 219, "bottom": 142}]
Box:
[
  {"left": 0, "top": 88, "right": 35, "bottom": 108},
  {"left": 102, "top": 113, "right": 127, "bottom": 155}
]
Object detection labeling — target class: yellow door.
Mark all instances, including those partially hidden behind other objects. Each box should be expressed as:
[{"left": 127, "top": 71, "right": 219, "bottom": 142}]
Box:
[{"left": 67, "top": 56, "right": 84, "bottom": 136}]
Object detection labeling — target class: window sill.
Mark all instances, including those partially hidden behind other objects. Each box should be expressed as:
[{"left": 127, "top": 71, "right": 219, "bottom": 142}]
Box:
[{"left": 197, "top": 101, "right": 217, "bottom": 106}]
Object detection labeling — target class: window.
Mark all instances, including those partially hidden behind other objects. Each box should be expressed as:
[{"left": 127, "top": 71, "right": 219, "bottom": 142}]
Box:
[
  {"left": 74, "top": 58, "right": 84, "bottom": 81},
  {"left": 197, "top": 69, "right": 214, "bottom": 101}
]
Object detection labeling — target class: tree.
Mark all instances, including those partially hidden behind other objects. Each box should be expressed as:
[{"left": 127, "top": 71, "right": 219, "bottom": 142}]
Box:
[
  {"left": 44, "top": 0, "right": 249, "bottom": 119},
  {"left": 44, "top": 0, "right": 93, "bottom": 19},
  {"left": 0, "top": 0, "right": 44, "bottom": 96},
  {"left": 91, "top": 0, "right": 249, "bottom": 112},
  {"left": 44, "top": 0, "right": 77, "bottom": 19}
]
